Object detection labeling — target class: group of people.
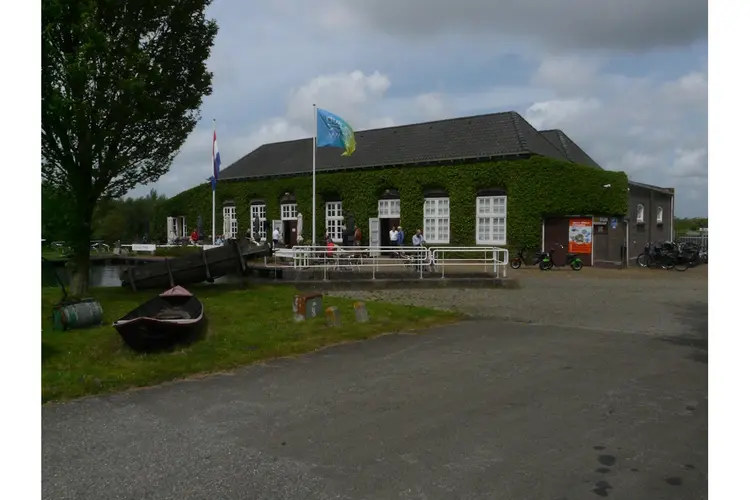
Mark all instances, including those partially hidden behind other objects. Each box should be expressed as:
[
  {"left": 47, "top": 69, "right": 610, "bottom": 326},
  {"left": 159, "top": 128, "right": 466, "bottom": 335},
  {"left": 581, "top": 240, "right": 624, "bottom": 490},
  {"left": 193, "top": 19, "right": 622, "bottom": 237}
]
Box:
[
  {"left": 389, "top": 225, "right": 425, "bottom": 248},
  {"left": 185, "top": 222, "right": 425, "bottom": 252}
]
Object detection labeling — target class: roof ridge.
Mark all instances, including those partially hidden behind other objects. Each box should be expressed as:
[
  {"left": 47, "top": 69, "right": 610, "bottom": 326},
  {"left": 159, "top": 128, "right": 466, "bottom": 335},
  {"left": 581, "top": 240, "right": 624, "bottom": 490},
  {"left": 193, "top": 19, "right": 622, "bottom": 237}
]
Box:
[
  {"left": 509, "top": 112, "right": 528, "bottom": 151},
  {"left": 538, "top": 129, "right": 568, "bottom": 159}
]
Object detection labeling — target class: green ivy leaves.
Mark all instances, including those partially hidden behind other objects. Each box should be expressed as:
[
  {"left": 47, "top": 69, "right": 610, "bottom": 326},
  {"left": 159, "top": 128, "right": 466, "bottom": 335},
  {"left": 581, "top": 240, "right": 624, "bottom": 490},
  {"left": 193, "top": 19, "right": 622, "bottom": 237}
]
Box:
[{"left": 156, "top": 157, "right": 628, "bottom": 250}]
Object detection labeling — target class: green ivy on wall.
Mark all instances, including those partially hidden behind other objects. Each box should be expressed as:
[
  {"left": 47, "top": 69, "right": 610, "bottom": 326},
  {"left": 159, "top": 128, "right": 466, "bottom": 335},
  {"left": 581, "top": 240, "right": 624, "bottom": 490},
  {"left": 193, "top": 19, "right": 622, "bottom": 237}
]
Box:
[{"left": 153, "top": 156, "right": 629, "bottom": 250}]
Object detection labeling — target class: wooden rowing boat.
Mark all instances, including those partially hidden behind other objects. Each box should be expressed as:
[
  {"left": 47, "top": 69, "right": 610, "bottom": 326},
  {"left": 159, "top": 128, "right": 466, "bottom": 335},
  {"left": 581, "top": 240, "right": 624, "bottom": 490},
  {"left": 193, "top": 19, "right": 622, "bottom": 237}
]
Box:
[{"left": 113, "top": 286, "right": 206, "bottom": 352}]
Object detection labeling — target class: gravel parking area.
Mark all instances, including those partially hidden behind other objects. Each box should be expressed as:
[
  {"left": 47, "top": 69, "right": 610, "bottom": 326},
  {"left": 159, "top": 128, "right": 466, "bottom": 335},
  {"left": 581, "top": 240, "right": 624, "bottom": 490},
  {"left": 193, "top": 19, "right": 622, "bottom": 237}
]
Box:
[{"left": 328, "top": 266, "right": 708, "bottom": 337}]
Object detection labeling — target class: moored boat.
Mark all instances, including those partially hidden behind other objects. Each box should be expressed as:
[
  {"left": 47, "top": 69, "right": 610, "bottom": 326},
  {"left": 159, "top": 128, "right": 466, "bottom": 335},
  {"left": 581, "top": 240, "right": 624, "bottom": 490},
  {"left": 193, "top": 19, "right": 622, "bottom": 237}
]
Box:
[{"left": 113, "top": 286, "right": 206, "bottom": 352}]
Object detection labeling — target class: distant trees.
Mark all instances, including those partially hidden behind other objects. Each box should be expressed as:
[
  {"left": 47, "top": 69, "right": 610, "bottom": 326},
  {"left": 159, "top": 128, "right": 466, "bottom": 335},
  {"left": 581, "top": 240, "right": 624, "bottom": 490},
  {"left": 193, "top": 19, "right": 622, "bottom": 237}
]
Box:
[
  {"left": 43, "top": 184, "right": 169, "bottom": 244},
  {"left": 674, "top": 217, "right": 709, "bottom": 232}
]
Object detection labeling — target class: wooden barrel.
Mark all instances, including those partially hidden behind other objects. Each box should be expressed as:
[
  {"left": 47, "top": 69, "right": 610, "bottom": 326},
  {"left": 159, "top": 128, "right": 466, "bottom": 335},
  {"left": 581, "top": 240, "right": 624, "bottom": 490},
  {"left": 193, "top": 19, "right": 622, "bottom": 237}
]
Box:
[{"left": 52, "top": 300, "right": 104, "bottom": 331}]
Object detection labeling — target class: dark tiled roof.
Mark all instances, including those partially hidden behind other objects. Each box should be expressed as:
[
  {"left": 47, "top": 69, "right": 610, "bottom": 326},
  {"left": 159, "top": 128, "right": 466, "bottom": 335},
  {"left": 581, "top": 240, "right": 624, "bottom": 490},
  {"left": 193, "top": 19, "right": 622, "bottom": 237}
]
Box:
[
  {"left": 539, "top": 129, "right": 603, "bottom": 169},
  {"left": 628, "top": 180, "right": 674, "bottom": 195},
  {"left": 220, "top": 111, "right": 571, "bottom": 180}
]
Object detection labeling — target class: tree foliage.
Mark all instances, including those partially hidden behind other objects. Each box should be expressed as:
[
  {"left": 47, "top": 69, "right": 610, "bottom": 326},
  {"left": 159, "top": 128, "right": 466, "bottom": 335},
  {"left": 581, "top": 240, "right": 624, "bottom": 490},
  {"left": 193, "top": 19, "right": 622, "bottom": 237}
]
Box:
[
  {"left": 42, "top": 181, "right": 75, "bottom": 242},
  {"left": 41, "top": 0, "right": 218, "bottom": 294},
  {"left": 92, "top": 190, "right": 168, "bottom": 242},
  {"left": 674, "top": 217, "right": 708, "bottom": 232}
]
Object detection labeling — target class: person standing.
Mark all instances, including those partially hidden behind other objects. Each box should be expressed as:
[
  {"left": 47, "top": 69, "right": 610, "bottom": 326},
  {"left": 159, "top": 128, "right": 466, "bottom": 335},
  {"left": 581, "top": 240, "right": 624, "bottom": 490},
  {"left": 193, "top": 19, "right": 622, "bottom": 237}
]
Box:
[
  {"left": 389, "top": 225, "right": 398, "bottom": 257},
  {"left": 272, "top": 227, "right": 280, "bottom": 249},
  {"left": 412, "top": 228, "right": 424, "bottom": 247},
  {"left": 354, "top": 225, "right": 362, "bottom": 246},
  {"left": 397, "top": 226, "right": 405, "bottom": 247}
]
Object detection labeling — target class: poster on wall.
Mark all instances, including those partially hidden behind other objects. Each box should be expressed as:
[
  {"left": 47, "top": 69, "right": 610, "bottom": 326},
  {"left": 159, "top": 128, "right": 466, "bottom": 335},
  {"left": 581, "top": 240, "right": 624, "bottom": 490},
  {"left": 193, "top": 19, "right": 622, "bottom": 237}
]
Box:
[{"left": 568, "top": 218, "right": 593, "bottom": 254}]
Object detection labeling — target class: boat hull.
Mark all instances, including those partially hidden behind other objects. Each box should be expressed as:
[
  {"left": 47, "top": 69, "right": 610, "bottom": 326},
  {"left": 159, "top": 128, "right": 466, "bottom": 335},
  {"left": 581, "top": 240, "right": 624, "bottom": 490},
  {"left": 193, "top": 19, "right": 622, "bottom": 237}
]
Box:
[
  {"left": 113, "top": 287, "right": 206, "bottom": 352},
  {"left": 114, "top": 315, "right": 206, "bottom": 352}
]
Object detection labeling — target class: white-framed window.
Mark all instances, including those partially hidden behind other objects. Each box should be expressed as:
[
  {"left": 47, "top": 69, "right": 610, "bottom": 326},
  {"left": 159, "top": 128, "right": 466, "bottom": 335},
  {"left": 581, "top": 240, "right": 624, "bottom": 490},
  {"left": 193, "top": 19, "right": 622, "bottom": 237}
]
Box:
[
  {"left": 281, "top": 203, "right": 297, "bottom": 221},
  {"left": 378, "top": 199, "right": 400, "bottom": 218},
  {"left": 475, "top": 196, "right": 507, "bottom": 245},
  {"left": 222, "top": 206, "right": 237, "bottom": 238},
  {"left": 636, "top": 204, "right": 645, "bottom": 224},
  {"left": 325, "top": 201, "right": 344, "bottom": 243},
  {"left": 423, "top": 197, "right": 450, "bottom": 244},
  {"left": 176, "top": 216, "right": 187, "bottom": 239},
  {"left": 656, "top": 206, "right": 663, "bottom": 224},
  {"left": 250, "top": 204, "right": 267, "bottom": 240}
]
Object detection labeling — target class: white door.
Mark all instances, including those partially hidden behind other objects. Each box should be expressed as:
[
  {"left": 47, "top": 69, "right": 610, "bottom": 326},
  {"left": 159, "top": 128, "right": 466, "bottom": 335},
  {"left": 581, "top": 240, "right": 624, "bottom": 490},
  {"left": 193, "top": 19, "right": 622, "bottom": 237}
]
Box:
[
  {"left": 167, "top": 217, "right": 176, "bottom": 243},
  {"left": 369, "top": 217, "right": 380, "bottom": 256},
  {"left": 272, "top": 220, "right": 283, "bottom": 241}
]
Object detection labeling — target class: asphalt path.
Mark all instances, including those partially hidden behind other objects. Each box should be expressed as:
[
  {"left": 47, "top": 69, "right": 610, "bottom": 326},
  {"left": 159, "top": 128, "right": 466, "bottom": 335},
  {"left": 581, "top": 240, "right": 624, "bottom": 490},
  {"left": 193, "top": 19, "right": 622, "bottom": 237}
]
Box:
[{"left": 43, "top": 270, "right": 708, "bottom": 499}]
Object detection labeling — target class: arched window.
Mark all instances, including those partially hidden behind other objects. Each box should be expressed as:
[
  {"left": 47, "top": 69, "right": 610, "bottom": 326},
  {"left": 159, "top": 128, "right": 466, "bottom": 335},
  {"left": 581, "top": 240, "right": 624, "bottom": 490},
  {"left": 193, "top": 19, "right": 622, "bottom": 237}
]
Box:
[
  {"left": 636, "top": 204, "right": 645, "bottom": 224},
  {"left": 656, "top": 206, "right": 664, "bottom": 224}
]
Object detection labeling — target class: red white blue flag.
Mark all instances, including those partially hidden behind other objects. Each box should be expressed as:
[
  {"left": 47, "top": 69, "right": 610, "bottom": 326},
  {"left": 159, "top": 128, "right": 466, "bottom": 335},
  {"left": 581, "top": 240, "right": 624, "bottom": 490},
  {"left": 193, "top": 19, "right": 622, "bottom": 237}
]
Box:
[{"left": 212, "top": 129, "right": 221, "bottom": 191}]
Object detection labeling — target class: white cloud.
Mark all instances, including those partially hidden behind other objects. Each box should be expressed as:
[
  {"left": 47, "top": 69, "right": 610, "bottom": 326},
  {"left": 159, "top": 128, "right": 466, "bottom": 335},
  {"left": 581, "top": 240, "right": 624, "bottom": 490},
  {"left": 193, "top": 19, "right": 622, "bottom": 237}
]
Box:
[
  {"left": 526, "top": 98, "right": 602, "bottom": 129},
  {"left": 671, "top": 148, "right": 708, "bottom": 179},
  {"left": 285, "top": 71, "right": 392, "bottom": 129}
]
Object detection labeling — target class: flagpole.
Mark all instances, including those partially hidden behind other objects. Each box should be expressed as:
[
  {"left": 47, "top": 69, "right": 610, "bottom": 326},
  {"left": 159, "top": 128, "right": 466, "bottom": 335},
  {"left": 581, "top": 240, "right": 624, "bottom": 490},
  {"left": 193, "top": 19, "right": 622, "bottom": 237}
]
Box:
[
  {"left": 312, "top": 103, "right": 317, "bottom": 247},
  {"left": 212, "top": 119, "right": 216, "bottom": 245}
]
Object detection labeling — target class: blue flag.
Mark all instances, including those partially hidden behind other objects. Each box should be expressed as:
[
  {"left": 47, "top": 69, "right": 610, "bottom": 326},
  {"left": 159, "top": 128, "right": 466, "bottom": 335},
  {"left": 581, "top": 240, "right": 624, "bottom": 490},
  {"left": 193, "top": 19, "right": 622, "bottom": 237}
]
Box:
[{"left": 316, "top": 108, "right": 356, "bottom": 156}]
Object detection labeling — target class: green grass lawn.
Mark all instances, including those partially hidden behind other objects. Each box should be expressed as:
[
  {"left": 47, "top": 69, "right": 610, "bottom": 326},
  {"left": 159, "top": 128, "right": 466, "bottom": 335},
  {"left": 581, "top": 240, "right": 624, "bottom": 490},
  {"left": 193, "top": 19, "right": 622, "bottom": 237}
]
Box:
[{"left": 42, "top": 284, "right": 463, "bottom": 403}]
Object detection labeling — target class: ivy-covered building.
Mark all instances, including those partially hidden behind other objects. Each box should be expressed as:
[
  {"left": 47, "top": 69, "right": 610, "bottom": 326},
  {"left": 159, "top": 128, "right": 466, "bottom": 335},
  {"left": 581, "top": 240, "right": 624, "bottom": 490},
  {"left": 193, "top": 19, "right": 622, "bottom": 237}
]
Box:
[{"left": 162, "top": 111, "right": 674, "bottom": 267}]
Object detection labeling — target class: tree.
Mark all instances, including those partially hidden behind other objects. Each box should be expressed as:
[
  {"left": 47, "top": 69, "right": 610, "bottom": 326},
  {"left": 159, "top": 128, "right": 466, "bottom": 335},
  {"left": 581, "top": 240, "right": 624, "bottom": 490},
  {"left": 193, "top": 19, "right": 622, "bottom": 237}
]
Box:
[
  {"left": 42, "top": 0, "right": 218, "bottom": 295},
  {"left": 42, "top": 181, "right": 75, "bottom": 242}
]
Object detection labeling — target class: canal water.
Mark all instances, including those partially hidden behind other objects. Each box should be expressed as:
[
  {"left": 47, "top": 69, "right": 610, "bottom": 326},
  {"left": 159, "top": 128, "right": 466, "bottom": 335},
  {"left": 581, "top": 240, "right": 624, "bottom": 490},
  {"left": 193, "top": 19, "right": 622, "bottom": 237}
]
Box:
[{"left": 42, "top": 263, "right": 127, "bottom": 288}]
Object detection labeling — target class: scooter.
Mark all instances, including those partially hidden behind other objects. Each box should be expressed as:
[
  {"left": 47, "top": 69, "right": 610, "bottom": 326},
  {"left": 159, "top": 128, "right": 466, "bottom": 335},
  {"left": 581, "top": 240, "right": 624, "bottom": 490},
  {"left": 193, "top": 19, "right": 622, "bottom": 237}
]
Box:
[
  {"left": 539, "top": 243, "right": 583, "bottom": 271},
  {"left": 510, "top": 246, "right": 547, "bottom": 269}
]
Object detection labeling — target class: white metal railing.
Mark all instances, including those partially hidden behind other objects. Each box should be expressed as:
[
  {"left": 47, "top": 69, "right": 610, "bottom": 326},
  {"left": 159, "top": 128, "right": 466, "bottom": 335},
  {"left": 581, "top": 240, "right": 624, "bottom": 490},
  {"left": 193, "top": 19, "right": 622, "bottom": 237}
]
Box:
[
  {"left": 430, "top": 246, "right": 509, "bottom": 278},
  {"left": 265, "top": 245, "right": 509, "bottom": 280},
  {"left": 282, "top": 245, "right": 432, "bottom": 280}
]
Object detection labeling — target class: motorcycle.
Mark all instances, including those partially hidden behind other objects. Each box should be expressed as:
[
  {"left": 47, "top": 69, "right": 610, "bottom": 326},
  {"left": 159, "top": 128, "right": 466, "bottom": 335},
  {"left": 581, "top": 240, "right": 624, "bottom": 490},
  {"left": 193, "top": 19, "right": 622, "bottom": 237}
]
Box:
[
  {"left": 510, "top": 246, "right": 547, "bottom": 269},
  {"left": 540, "top": 243, "right": 583, "bottom": 271}
]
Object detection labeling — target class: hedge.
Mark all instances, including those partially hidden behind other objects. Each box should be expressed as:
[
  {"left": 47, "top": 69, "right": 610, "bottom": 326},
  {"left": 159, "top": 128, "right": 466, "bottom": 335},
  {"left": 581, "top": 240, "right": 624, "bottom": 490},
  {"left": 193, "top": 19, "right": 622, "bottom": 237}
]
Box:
[{"left": 154, "top": 156, "right": 628, "bottom": 251}]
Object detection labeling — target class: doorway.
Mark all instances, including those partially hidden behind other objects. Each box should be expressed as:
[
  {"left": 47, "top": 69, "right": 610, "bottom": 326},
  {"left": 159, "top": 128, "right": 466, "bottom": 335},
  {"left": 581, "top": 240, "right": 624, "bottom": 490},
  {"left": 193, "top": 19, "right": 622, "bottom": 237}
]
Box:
[
  {"left": 377, "top": 195, "right": 401, "bottom": 248},
  {"left": 380, "top": 218, "right": 401, "bottom": 246},
  {"left": 282, "top": 220, "right": 297, "bottom": 247}
]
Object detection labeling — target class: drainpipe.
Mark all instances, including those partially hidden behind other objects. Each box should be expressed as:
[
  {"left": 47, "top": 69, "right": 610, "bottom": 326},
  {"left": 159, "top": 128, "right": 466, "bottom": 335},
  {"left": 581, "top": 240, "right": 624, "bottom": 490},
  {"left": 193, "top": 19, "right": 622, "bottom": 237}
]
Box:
[
  {"left": 590, "top": 216, "right": 595, "bottom": 267},
  {"left": 670, "top": 191, "right": 675, "bottom": 241},
  {"left": 625, "top": 218, "right": 630, "bottom": 267}
]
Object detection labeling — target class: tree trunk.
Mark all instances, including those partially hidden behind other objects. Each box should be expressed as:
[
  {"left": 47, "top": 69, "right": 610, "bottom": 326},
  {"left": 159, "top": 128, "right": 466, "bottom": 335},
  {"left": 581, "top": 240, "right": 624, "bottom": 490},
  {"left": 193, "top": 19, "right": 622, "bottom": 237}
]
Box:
[
  {"left": 68, "top": 197, "right": 96, "bottom": 297},
  {"left": 68, "top": 246, "right": 91, "bottom": 297}
]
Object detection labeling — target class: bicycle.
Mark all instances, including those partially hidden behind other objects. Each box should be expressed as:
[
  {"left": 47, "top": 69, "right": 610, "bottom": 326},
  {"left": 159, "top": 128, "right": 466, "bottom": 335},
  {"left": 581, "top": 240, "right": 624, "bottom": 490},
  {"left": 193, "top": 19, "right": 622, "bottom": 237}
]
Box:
[
  {"left": 638, "top": 242, "right": 675, "bottom": 270},
  {"left": 90, "top": 241, "right": 110, "bottom": 253},
  {"left": 51, "top": 241, "right": 71, "bottom": 255}
]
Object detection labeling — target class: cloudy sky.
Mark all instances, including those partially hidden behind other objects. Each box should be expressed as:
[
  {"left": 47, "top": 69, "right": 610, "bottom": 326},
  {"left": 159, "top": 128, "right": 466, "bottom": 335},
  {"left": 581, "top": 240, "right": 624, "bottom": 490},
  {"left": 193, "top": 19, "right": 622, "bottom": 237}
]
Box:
[{"left": 130, "top": 0, "right": 708, "bottom": 218}]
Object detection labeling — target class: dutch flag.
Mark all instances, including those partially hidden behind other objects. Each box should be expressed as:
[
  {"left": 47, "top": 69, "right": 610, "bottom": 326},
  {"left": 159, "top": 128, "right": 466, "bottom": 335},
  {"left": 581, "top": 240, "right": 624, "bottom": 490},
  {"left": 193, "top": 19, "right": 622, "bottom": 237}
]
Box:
[{"left": 212, "top": 129, "right": 221, "bottom": 191}]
